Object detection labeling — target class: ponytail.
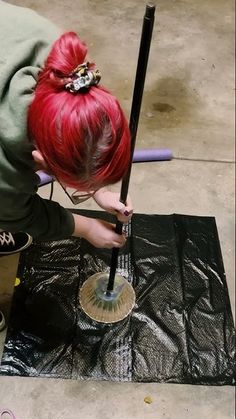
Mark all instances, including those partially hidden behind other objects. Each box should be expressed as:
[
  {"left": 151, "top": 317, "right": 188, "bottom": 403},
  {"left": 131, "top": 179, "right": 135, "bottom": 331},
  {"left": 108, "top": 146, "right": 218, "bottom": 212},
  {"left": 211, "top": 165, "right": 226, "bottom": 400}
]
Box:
[{"left": 37, "top": 32, "right": 89, "bottom": 89}]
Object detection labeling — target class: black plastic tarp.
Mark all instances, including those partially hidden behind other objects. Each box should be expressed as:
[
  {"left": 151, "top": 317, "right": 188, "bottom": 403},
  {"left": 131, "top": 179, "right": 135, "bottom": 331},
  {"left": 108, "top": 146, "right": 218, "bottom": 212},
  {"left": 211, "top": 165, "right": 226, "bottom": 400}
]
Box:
[{"left": 0, "top": 211, "right": 235, "bottom": 384}]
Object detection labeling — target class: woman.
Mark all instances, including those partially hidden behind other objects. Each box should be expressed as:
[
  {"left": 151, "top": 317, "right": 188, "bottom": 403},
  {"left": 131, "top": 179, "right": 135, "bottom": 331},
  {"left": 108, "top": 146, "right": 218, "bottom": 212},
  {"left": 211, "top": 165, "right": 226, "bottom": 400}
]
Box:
[{"left": 0, "top": 1, "right": 133, "bottom": 255}]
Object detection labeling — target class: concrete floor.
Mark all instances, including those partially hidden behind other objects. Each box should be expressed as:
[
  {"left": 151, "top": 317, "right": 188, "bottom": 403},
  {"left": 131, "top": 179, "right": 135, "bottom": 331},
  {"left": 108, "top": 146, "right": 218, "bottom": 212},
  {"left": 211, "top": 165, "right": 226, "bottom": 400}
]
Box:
[{"left": 0, "top": 0, "right": 235, "bottom": 418}]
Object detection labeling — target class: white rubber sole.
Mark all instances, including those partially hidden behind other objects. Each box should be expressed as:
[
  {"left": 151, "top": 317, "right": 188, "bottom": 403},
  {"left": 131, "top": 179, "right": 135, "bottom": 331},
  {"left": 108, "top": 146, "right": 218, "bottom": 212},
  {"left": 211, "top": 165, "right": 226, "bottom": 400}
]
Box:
[{"left": 0, "top": 235, "right": 33, "bottom": 255}]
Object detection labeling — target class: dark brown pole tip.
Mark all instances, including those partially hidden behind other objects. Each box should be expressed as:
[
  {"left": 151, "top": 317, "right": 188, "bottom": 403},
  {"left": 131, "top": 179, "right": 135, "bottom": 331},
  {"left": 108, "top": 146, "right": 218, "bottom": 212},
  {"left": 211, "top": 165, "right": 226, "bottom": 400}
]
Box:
[{"left": 146, "top": 3, "right": 156, "bottom": 18}]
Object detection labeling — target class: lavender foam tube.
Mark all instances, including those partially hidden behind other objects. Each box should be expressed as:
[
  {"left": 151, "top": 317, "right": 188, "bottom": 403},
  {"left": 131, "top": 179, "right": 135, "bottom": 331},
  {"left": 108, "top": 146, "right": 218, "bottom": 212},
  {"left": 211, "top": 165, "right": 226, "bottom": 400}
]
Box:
[
  {"left": 37, "top": 148, "right": 173, "bottom": 187},
  {"left": 37, "top": 170, "right": 54, "bottom": 186},
  {"left": 133, "top": 148, "right": 173, "bottom": 162}
]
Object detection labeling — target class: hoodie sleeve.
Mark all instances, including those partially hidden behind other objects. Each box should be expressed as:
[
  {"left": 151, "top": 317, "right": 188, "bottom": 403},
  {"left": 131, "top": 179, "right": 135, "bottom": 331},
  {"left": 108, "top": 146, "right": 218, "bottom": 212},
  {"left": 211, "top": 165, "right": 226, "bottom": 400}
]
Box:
[{"left": 0, "top": 1, "right": 75, "bottom": 240}]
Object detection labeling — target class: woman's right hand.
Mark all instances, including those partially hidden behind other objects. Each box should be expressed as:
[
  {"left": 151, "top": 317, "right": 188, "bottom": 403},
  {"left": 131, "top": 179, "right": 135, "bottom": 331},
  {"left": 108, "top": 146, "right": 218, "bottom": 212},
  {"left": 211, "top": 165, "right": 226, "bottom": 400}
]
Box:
[{"left": 72, "top": 214, "right": 126, "bottom": 249}]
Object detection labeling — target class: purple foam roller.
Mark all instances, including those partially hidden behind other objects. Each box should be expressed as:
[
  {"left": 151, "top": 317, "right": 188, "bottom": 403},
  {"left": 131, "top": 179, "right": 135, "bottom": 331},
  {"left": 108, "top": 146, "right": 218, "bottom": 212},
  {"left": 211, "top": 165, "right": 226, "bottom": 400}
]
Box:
[
  {"left": 37, "top": 170, "right": 54, "bottom": 186},
  {"left": 37, "top": 148, "right": 173, "bottom": 187},
  {"left": 133, "top": 148, "right": 173, "bottom": 162}
]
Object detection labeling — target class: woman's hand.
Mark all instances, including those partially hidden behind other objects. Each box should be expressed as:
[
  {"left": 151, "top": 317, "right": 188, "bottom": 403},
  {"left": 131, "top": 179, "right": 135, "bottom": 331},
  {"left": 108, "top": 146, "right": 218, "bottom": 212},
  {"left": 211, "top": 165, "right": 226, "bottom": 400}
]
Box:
[
  {"left": 93, "top": 188, "right": 133, "bottom": 223},
  {"left": 72, "top": 214, "right": 126, "bottom": 248}
]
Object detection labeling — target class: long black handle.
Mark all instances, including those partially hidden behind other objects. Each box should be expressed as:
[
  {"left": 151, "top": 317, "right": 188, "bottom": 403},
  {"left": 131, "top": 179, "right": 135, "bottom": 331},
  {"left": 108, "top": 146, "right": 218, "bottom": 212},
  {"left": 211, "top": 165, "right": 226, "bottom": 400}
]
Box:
[{"left": 107, "top": 4, "right": 156, "bottom": 293}]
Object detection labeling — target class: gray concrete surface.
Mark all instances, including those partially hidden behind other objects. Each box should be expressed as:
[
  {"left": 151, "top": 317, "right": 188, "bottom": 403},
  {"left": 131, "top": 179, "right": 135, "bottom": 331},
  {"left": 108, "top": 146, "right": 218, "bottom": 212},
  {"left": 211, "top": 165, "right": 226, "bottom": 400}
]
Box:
[{"left": 0, "top": 0, "right": 235, "bottom": 418}]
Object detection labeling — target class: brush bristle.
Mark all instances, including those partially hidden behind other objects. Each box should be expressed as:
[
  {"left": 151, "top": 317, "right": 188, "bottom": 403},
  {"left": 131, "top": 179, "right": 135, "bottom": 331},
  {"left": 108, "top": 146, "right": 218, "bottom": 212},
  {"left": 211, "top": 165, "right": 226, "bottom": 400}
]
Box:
[{"left": 79, "top": 273, "right": 135, "bottom": 323}]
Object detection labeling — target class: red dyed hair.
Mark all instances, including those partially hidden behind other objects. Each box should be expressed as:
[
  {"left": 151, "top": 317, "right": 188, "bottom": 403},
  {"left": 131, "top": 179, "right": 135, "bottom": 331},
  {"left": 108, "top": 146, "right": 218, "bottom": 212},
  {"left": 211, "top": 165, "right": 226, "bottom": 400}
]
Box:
[{"left": 28, "top": 32, "right": 131, "bottom": 190}]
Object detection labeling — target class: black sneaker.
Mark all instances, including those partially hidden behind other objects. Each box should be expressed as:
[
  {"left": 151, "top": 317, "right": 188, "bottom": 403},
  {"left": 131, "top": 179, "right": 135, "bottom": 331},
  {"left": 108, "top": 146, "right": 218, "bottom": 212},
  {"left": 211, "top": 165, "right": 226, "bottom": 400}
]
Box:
[
  {"left": 0, "top": 310, "right": 5, "bottom": 331},
  {"left": 0, "top": 232, "right": 32, "bottom": 255}
]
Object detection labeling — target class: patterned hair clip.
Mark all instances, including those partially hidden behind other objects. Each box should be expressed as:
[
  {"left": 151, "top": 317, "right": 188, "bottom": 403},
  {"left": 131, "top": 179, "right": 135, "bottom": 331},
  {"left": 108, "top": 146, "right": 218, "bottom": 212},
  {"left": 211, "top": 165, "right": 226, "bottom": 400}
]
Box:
[{"left": 65, "top": 62, "right": 101, "bottom": 93}]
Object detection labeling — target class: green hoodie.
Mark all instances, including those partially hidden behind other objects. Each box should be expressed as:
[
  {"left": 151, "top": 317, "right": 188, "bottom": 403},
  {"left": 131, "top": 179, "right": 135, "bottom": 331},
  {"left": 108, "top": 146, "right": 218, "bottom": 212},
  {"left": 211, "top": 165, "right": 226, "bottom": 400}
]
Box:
[{"left": 0, "top": 1, "right": 75, "bottom": 240}]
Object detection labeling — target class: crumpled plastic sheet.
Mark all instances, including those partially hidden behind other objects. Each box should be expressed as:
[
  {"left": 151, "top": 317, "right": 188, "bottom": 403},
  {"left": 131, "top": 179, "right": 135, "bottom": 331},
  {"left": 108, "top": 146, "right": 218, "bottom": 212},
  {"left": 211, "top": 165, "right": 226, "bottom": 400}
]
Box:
[{"left": 0, "top": 211, "right": 235, "bottom": 385}]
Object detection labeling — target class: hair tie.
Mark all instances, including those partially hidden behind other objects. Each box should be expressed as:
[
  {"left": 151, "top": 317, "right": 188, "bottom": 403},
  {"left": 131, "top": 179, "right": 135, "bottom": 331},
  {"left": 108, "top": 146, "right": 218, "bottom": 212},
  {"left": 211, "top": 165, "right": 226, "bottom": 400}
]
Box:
[{"left": 65, "top": 62, "right": 101, "bottom": 93}]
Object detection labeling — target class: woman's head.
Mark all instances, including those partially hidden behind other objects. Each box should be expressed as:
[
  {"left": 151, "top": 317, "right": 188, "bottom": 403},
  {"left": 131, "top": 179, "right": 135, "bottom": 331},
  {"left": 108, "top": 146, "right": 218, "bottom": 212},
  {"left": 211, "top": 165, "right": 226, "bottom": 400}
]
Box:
[{"left": 28, "top": 32, "right": 131, "bottom": 191}]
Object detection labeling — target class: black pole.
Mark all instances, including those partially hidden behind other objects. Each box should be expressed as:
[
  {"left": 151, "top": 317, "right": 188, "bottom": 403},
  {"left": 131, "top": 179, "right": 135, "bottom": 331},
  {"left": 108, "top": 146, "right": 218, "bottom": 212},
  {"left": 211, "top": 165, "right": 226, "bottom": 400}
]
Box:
[{"left": 106, "top": 4, "right": 156, "bottom": 293}]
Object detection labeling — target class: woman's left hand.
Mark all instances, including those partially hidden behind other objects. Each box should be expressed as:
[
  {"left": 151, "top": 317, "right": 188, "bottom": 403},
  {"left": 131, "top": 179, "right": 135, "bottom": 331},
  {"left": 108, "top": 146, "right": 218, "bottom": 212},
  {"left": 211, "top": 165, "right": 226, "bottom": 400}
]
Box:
[{"left": 93, "top": 188, "right": 133, "bottom": 223}]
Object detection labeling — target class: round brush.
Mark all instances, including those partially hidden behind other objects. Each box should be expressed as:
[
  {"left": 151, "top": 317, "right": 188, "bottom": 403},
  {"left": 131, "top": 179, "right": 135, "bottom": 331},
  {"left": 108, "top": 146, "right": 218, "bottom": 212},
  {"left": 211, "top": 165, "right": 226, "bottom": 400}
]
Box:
[{"left": 79, "top": 3, "right": 156, "bottom": 323}]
